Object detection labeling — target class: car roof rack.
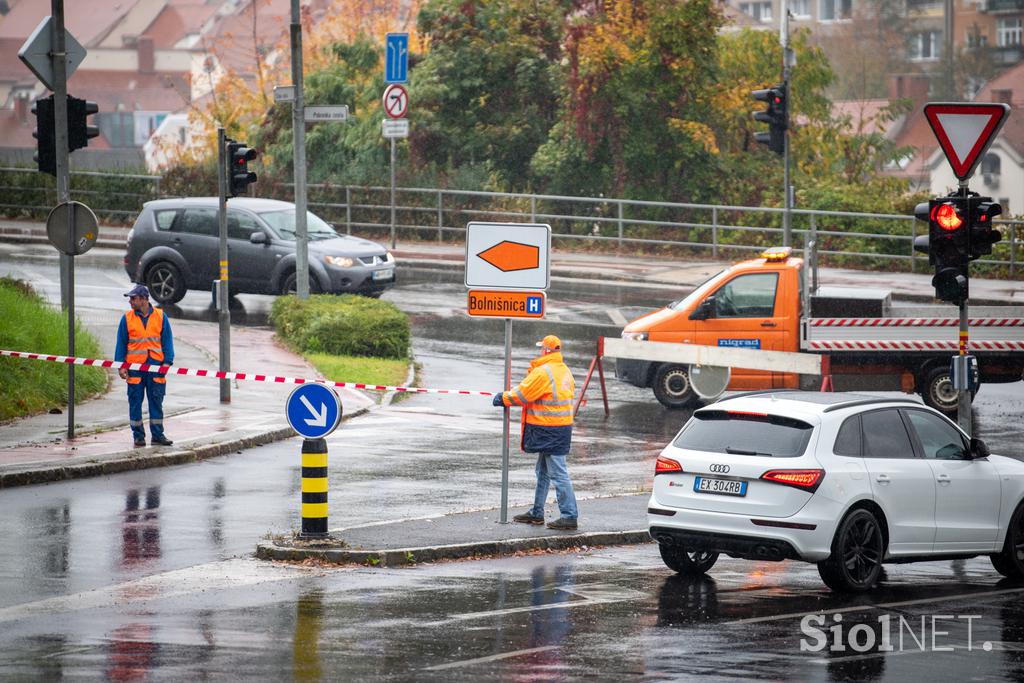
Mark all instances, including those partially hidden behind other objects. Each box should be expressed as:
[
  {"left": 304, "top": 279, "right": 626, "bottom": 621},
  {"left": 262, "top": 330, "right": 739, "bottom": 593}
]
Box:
[{"left": 821, "top": 397, "right": 924, "bottom": 413}]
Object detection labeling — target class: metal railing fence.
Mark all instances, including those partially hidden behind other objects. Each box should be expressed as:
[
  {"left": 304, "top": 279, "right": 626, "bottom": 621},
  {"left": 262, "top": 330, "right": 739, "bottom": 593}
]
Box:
[{"left": 0, "top": 166, "right": 1020, "bottom": 277}]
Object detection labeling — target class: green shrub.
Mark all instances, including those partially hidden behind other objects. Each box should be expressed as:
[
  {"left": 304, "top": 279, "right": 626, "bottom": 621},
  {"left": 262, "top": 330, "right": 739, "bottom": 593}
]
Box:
[
  {"left": 0, "top": 277, "right": 108, "bottom": 421},
  {"left": 269, "top": 294, "right": 409, "bottom": 359}
]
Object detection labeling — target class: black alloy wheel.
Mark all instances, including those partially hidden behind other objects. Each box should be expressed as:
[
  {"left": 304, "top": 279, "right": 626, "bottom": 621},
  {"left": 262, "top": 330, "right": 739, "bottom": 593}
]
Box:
[
  {"left": 145, "top": 262, "right": 186, "bottom": 304},
  {"left": 653, "top": 364, "right": 697, "bottom": 409},
  {"left": 818, "top": 509, "right": 885, "bottom": 592},
  {"left": 659, "top": 543, "right": 719, "bottom": 576},
  {"left": 991, "top": 503, "right": 1024, "bottom": 579},
  {"left": 281, "top": 271, "right": 322, "bottom": 295}
]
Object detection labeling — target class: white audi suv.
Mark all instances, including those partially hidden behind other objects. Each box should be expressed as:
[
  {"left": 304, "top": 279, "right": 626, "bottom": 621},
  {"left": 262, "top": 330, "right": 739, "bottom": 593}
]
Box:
[{"left": 647, "top": 391, "right": 1024, "bottom": 592}]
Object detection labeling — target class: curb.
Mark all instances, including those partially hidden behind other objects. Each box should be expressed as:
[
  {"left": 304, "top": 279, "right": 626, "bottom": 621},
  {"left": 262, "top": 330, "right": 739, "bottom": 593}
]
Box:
[
  {"left": 255, "top": 529, "right": 653, "bottom": 566},
  {"left": 0, "top": 405, "right": 372, "bottom": 489}
]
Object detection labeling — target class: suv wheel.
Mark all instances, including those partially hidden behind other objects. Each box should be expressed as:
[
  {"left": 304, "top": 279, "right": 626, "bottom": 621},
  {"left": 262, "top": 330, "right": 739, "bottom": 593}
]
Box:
[
  {"left": 653, "top": 364, "right": 697, "bottom": 409},
  {"left": 145, "top": 262, "right": 186, "bottom": 304},
  {"left": 658, "top": 543, "right": 718, "bottom": 576},
  {"left": 281, "top": 272, "right": 322, "bottom": 295},
  {"left": 991, "top": 502, "right": 1024, "bottom": 579},
  {"left": 817, "top": 508, "right": 884, "bottom": 592}
]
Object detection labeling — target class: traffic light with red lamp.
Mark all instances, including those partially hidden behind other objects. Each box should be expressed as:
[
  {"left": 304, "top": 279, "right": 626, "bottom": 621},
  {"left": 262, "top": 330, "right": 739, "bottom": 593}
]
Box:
[
  {"left": 968, "top": 195, "right": 1002, "bottom": 259},
  {"left": 914, "top": 196, "right": 970, "bottom": 304},
  {"left": 227, "top": 141, "right": 258, "bottom": 197},
  {"left": 752, "top": 83, "right": 787, "bottom": 155}
]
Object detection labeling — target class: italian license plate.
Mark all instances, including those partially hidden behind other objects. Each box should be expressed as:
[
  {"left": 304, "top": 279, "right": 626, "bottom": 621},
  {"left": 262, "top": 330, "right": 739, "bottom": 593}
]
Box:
[
  {"left": 372, "top": 268, "right": 394, "bottom": 281},
  {"left": 693, "top": 476, "right": 747, "bottom": 497}
]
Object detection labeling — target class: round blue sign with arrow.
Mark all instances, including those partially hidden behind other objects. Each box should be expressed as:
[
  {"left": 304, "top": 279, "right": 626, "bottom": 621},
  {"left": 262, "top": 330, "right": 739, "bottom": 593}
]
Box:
[{"left": 286, "top": 383, "right": 343, "bottom": 439}]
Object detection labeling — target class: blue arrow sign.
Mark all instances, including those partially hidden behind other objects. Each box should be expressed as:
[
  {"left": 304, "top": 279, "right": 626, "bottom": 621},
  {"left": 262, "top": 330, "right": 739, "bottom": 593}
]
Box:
[
  {"left": 385, "top": 32, "right": 408, "bottom": 84},
  {"left": 286, "top": 384, "right": 343, "bottom": 439}
]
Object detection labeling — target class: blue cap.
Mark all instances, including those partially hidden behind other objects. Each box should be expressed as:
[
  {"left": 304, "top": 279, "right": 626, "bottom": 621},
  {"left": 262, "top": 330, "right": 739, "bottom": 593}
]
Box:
[{"left": 124, "top": 284, "right": 150, "bottom": 298}]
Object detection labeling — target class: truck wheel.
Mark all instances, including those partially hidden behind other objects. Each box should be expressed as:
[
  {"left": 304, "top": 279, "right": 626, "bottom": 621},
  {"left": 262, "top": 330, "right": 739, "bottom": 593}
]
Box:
[
  {"left": 921, "top": 366, "right": 975, "bottom": 415},
  {"left": 653, "top": 364, "right": 697, "bottom": 409}
]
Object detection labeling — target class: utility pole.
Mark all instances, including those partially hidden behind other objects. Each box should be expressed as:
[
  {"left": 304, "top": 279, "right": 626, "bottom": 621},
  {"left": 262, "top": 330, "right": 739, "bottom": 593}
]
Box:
[
  {"left": 217, "top": 128, "right": 231, "bottom": 403},
  {"left": 944, "top": 0, "right": 956, "bottom": 100},
  {"left": 291, "top": 0, "right": 309, "bottom": 299},
  {"left": 781, "top": 0, "right": 794, "bottom": 248}
]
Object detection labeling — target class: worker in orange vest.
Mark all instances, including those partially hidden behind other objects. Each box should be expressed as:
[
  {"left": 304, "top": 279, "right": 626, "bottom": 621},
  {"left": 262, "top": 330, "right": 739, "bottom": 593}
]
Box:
[
  {"left": 115, "top": 284, "right": 174, "bottom": 447},
  {"left": 493, "top": 334, "right": 578, "bottom": 530}
]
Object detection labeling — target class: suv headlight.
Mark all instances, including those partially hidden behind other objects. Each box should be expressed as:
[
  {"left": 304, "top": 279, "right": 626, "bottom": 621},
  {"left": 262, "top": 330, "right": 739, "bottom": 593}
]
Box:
[
  {"left": 385, "top": 251, "right": 395, "bottom": 263},
  {"left": 324, "top": 255, "right": 355, "bottom": 268},
  {"left": 621, "top": 331, "right": 648, "bottom": 341}
]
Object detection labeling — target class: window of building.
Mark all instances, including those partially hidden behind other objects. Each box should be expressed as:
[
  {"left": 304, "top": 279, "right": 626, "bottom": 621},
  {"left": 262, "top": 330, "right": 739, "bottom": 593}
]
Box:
[
  {"left": 791, "top": 0, "right": 811, "bottom": 17},
  {"left": 909, "top": 31, "right": 941, "bottom": 61},
  {"left": 740, "top": 1, "right": 773, "bottom": 22},
  {"left": 997, "top": 18, "right": 1022, "bottom": 47},
  {"left": 981, "top": 152, "right": 1001, "bottom": 177},
  {"left": 819, "top": 0, "right": 852, "bottom": 21}
]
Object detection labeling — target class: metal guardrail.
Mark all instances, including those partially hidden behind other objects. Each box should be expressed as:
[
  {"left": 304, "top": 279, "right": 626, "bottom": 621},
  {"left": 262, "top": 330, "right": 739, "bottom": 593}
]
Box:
[{"left": 0, "top": 166, "right": 1020, "bottom": 276}]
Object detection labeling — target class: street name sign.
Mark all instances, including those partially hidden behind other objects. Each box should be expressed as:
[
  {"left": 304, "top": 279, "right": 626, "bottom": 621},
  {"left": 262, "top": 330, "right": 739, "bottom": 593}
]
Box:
[
  {"left": 286, "top": 384, "right": 342, "bottom": 439},
  {"left": 924, "top": 102, "right": 1010, "bottom": 181},
  {"left": 382, "top": 118, "right": 409, "bottom": 138},
  {"left": 385, "top": 32, "right": 409, "bottom": 83},
  {"left": 273, "top": 85, "right": 295, "bottom": 102},
  {"left": 46, "top": 201, "right": 98, "bottom": 255},
  {"left": 465, "top": 222, "right": 551, "bottom": 290},
  {"left": 383, "top": 83, "right": 408, "bottom": 119},
  {"left": 18, "top": 17, "right": 87, "bottom": 91},
  {"left": 468, "top": 290, "right": 545, "bottom": 318},
  {"left": 305, "top": 105, "right": 349, "bottom": 122}
]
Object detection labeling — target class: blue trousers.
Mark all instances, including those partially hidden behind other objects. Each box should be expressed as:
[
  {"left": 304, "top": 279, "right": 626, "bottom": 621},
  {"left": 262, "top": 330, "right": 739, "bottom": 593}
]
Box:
[
  {"left": 127, "top": 374, "right": 166, "bottom": 441},
  {"left": 529, "top": 454, "right": 578, "bottom": 520}
]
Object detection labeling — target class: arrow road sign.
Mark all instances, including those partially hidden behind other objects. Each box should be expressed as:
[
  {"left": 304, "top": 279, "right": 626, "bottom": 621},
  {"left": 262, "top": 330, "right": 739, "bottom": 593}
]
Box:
[
  {"left": 18, "top": 17, "right": 87, "bottom": 91},
  {"left": 383, "top": 83, "right": 408, "bottom": 119},
  {"left": 924, "top": 102, "right": 1010, "bottom": 181},
  {"left": 385, "top": 32, "right": 408, "bottom": 83},
  {"left": 465, "top": 222, "right": 551, "bottom": 290},
  {"left": 286, "top": 384, "right": 343, "bottom": 439}
]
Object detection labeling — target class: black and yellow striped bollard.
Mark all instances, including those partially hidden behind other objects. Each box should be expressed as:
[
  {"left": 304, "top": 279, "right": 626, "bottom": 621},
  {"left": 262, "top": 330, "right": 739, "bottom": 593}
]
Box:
[{"left": 301, "top": 438, "right": 329, "bottom": 538}]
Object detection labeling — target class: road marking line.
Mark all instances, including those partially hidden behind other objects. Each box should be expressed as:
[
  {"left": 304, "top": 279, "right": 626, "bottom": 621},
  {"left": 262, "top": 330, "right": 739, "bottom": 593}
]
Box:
[
  {"left": 421, "top": 645, "right": 560, "bottom": 671},
  {"left": 725, "top": 585, "right": 1024, "bottom": 625},
  {"left": 421, "top": 596, "right": 631, "bottom": 626},
  {"left": 606, "top": 308, "right": 628, "bottom": 326}
]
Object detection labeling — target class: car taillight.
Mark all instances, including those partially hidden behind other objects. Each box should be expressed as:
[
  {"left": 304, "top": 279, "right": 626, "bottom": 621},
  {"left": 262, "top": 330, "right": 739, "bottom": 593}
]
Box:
[
  {"left": 655, "top": 456, "right": 683, "bottom": 475},
  {"left": 760, "top": 469, "right": 824, "bottom": 493}
]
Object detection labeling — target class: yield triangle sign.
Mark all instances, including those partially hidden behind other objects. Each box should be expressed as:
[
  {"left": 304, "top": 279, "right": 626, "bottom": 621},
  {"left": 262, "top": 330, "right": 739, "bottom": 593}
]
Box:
[{"left": 924, "top": 102, "right": 1010, "bottom": 181}]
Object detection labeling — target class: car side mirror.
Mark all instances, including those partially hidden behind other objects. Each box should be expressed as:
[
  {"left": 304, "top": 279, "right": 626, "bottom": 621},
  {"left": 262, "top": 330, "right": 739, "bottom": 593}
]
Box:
[
  {"left": 249, "top": 231, "right": 268, "bottom": 244},
  {"left": 690, "top": 296, "right": 715, "bottom": 321},
  {"left": 970, "top": 437, "right": 990, "bottom": 459}
]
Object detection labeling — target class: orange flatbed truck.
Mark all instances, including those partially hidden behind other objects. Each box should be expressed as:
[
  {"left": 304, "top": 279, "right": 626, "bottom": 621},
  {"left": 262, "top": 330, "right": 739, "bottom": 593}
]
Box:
[{"left": 615, "top": 247, "right": 1024, "bottom": 414}]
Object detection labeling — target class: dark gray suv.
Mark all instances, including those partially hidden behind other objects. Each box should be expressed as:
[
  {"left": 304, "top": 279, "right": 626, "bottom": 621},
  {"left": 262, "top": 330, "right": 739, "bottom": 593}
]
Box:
[{"left": 124, "top": 197, "right": 396, "bottom": 304}]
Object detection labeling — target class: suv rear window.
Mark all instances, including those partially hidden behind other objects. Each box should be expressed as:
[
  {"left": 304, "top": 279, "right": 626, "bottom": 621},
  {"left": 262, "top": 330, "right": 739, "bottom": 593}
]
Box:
[{"left": 673, "top": 410, "right": 813, "bottom": 457}]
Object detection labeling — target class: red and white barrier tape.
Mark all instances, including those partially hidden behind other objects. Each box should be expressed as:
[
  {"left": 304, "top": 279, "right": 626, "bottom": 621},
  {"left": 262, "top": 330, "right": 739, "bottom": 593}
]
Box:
[
  {"left": 806, "top": 340, "right": 1024, "bottom": 351},
  {"left": 0, "top": 349, "right": 496, "bottom": 397},
  {"left": 809, "top": 318, "right": 1024, "bottom": 327}
]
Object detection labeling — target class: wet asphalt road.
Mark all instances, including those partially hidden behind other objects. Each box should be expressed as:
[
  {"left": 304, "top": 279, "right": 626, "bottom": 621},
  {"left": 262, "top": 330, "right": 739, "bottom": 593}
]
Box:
[{"left": 2, "top": 246, "right": 1024, "bottom": 679}]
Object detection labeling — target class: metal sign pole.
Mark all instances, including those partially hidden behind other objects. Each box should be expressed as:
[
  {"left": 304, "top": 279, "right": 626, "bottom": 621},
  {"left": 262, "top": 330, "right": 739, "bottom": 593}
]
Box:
[
  {"left": 500, "top": 318, "right": 512, "bottom": 524},
  {"left": 390, "top": 137, "right": 396, "bottom": 249},
  {"left": 52, "top": 0, "right": 74, "bottom": 437},
  {"left": 956, "top": 180, "right": 972, "bottom": 435},
  {"left": 291, "top": 0, "right": 309, "bottom": 299},
  {"left": 217, "top": 128, "right": 231, "bottom": 403}
]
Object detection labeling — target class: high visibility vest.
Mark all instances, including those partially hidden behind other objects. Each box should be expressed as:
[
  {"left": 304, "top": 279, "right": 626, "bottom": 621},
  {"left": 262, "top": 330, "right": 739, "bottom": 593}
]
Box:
[
  {"left": 502, "top": 352, "right": 575, "bottom": 427},
  {"left": 125, "top": 308, "right": 166, "bottom": 384}
]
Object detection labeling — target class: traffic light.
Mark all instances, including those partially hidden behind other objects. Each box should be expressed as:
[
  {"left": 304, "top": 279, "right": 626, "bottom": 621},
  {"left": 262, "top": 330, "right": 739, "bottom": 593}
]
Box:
[
  {"left": 913, "top": 195, "right": 970, "bottom": 304},
  {"left": 31, "top": 95, "right": 56, "bottom": 177},
  {"left": 752, "top": 83, "right": 787, "bottom": 155},
  {"left": 67, "top": 96, "right": 99, "bottom": 152},
  {"left": 227, "top": 141, "right": 258, "bottom": 197},
  {"left": 968, "top": 195, "right": 1002, "bottom": 259}
]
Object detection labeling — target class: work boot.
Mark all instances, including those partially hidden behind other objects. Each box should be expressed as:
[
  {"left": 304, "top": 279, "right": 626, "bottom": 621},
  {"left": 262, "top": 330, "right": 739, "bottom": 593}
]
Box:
[
  {"left": 513, "top": 512, "right": 544, "bottom": 525},
  {"left": 151, "top": 436, "right": 174, "bottom": 446},
  {"left": 133, "top": 439, "right": 146, "bottom": 448},
  {"left": 546, "top": 517, "right": 578, "bottom": 531}
]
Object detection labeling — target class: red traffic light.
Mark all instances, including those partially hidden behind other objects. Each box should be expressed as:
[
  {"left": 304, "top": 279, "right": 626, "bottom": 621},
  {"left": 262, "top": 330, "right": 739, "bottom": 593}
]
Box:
[{"left": 931, "top": 203, "right": 963, "bottom": 231}]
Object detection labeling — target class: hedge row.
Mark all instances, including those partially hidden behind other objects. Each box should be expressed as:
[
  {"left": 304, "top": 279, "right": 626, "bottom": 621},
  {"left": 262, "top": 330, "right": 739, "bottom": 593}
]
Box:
[{"left": 269, "top": 294, "right": 410, "bottom": 359}]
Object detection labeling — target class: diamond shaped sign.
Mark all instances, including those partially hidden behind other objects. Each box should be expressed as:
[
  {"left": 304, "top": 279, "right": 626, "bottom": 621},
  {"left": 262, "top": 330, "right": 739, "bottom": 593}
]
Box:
[
  {"left": 18, "top": 16, "right": 87, "bottom": 92},
  {"left": 924, "top": 102, "right": 1010, "bottom": 181}
]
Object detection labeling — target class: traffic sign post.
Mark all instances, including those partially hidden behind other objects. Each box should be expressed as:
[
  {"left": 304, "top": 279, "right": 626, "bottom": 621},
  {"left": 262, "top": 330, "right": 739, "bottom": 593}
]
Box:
[
  {"left": 465, "top": 222, "right": 552, "bottom": 523},
  {"left": 921, "top": 101, "right": 1010, "bottom": 436},
  {"left": 286, "top": 384, "right": 342, "bottom": 539}
]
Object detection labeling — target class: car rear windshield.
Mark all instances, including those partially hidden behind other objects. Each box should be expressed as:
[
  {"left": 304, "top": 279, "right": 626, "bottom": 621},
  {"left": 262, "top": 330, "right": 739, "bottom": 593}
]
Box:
[
  {"left": 672, "top": 410, "right": 814, "bottom": 457},
  {"left": 259, "top": 210, "right": 339, "bottom": 241}
]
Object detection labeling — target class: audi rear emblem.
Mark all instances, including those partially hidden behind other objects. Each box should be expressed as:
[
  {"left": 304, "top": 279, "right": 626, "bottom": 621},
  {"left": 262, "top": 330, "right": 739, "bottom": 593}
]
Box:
[{"left": 709, "top": 464, "right": 730, "bottom": 473}]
